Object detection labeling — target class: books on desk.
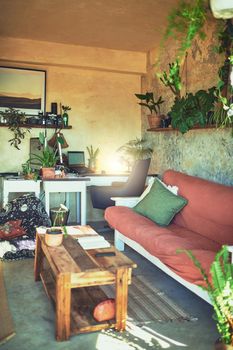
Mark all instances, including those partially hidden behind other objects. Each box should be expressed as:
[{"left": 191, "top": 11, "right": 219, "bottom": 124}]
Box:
[{"left": 77, "top": 235, "right": 110, "bottom": 250}]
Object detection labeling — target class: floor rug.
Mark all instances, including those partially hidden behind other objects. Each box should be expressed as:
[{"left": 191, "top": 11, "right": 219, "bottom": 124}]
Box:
[
  {"left": 0, "top": 262, "right": 15, "bottom": 345},
  {"left": 102, "top": 274, "right": 196, "bottom": 325}
]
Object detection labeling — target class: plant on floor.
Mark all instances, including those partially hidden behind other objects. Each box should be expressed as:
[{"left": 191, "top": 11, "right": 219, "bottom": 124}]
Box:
[
  {"left": 0, "top": 108, "right": 31, "bottom": 149},
  {"left": 179, "top": 246, "right": 233, "bottom": 347}
]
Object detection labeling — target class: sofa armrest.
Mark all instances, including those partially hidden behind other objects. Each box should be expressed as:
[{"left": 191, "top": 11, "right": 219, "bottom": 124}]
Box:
[
  {"left": 111, "top": 196, "right": 139, "bottom": 207},
  {"left": 227, "top": 245, "right": 233, "bottom": 264}
]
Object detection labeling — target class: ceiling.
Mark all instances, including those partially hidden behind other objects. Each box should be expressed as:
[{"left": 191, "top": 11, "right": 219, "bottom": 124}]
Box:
[{"left": 0, "top": 0, "right": 179, "bottom": 52}]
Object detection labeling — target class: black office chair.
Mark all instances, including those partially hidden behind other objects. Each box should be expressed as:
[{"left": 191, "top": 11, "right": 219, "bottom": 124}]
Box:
[{"left": 90, "top": 158, "right": 151, "bottom": 209}]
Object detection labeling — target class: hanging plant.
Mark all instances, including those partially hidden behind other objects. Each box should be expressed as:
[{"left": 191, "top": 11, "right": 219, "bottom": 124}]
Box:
[
  {"left": 159, "top": 60, "right": 182, "bottom": 99},
  {"left": 0, "top": 108, "right": 31, "bottom": 150},
  {"left": 163, "top": 0, "right": 208, "bottom": 57}
]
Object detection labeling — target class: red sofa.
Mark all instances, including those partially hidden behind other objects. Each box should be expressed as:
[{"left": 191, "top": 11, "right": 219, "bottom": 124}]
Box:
[{"left": 105, "top": 170, "right": 233, "bottom": 302}]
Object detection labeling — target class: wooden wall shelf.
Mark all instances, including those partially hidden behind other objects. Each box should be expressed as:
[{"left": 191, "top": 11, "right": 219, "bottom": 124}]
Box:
[
  {"left": 147, "top": 125, "right": 217, "bottom": 132},
  {"left": 0, "top": 123, "right": 72, "bottom": 129}
]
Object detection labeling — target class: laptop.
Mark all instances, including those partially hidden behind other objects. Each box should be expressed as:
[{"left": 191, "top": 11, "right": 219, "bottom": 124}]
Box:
[{"left": 67, "top": 151, "right": 89, "bottom": 174}]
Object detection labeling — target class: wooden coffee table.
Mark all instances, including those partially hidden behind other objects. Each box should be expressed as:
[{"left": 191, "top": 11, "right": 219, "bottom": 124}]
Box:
[{"left": 34, "top": 226, "right": 137, "bottom": 341}]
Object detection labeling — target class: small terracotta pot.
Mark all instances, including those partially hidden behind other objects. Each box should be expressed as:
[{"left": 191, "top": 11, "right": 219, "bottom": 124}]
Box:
[
  {"left": 147, "top": 114, "right": 162, "bottom": 128},
  {"left": 41, "top": 167, "right": 55, "bottom": 179},
  {"left": 24, "top": 173, "right": 35, "bottom": 180},
  {"left": 45, "top": 228, "right": 63, "bottom": 247}
]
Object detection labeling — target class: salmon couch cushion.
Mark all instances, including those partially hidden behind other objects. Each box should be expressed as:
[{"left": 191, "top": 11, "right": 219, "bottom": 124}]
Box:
[
  {"left": 163, "top": 170, "right": 233, "bottom": 245},
  {"left": 105, "top": 206, "right": 221, "bottom": 285}
]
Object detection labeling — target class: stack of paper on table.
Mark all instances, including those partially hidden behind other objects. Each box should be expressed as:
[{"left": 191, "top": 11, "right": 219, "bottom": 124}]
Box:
[
  {"left": 37, "top": 225, "right": 98, "bottom": 237},
  {"left": 77, "top": 236, "right": 110, "bottom": 250}
]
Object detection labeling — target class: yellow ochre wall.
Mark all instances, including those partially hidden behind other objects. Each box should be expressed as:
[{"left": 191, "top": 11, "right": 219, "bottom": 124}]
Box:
[{"left": 0, "top": 37, "right": 146, "bottom": 173}]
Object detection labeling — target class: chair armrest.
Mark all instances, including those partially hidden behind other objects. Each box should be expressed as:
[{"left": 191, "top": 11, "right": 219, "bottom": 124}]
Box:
[
  {"left": 227, "top": 246, "right": 233, "bottom": 264},
  {"left": 111, "top": 196, "right": 139, "bottom": 207}
]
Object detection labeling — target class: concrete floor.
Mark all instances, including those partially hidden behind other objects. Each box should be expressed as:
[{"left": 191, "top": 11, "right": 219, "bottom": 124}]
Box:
[{"left": 1, "top": 227, "right": 218, "bottom": 350}]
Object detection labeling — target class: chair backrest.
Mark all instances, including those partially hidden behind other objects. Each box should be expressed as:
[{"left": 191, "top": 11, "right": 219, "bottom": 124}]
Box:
[{"left": 123, "top": 158, "right": 151, "bottom": 196}]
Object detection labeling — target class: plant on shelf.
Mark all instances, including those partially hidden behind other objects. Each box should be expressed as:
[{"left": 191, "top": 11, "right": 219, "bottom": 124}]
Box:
[
  {"left": 135, "top": 92, "right": 164, "bottom": 128},
  {"left": 159, "top": 60, "right": 182, "bottom": 99},
  {"left": 170, "top": 87, "right": 217, "bottom": 133},
  {"left": 86, "top": 145, "right": 99, "bottom": 172},
  {"left": 179, "top": 246, "right": 233, "bottom": 349},
  {"left": 118, "top": 137, "right": 153, "bottom": 167},
  {"left": 212, "top": 20, "right": 233, "bottom": 133},
  {"left": 0, "top": 107, "right": 31, "bottom": 149},
  {"left": 61, "top": 104, "right": 71, "bottom": 127},
  {"left": 163, "top": 0, "right": 207, "bottom": 58}
]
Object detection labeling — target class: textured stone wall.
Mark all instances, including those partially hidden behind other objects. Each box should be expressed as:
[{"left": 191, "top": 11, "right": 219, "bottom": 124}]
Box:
[{"left": 142, "top": 18, "right": 233, "bottom": 185}]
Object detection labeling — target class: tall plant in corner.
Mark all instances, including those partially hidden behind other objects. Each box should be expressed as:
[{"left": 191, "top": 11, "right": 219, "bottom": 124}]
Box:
[{"left": 179, "top": 246, "right": 233, "bottom": 348}]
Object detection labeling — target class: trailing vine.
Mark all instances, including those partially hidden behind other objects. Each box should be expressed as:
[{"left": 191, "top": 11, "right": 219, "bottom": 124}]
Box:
[
  {"left": 164, "top": 0, "right": 208, "bottom": 58},
  {"left": 0, "top": 108, "right": 31, "bottom": 149}
]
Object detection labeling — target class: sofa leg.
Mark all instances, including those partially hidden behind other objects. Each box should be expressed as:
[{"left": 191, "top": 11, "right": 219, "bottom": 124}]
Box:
[{"left": 115, "top": 231, "right": 125, "bottom": 251}]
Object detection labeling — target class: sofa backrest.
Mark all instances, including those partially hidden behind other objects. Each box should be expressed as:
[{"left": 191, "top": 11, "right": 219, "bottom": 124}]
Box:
[{"left": 163, "top": 170, "right": 233, "bottom": 245}]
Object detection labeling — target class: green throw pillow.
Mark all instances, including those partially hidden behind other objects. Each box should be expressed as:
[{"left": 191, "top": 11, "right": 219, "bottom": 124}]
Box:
[{"left": 133, "top": 178, "right": 188, "bottom": 226}]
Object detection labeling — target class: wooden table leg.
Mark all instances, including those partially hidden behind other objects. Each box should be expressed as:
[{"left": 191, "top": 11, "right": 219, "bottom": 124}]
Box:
[
  {"left": 56, "top": 273, "right": 71, "bottom": 341},
  {"left": 115, "top": 267, "right": 129, "bottom": 331},
  {"left": 34, "top": 234, "right": 43, "bottom": 282}
]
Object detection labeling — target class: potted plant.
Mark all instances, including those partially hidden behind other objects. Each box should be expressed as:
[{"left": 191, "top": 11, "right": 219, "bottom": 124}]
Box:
[
  {"left": 30, "top": 147, "right": 58, "bottom": 179},
  {"left": 135, "top": 92, "right": 164, "bottom": 128},
  {"left": 170, "top": 87, "right": 217, "bottom": 133},
  {"left": 21, "top": 160, "right": 39, "bottom": 180},
  {"left": 118, "top": 137, "right": 153, "bottom": 170},
  {"left": 30, "top": 132, "right": 59, "bottom": 179},
  {"left": 0, "top": 107, "right": 31, "bottom": 149},
  {"left": 179, "top": 246, "right": 233, "bottom": 349},
  {"left": 61, "top": 105, "right": 71, "bottom": 127},
  {"left": 45, "top": 204, "right": 69, "bottom": 247},
  {"left": 86, "top": 145, "right": 99, "bottom": 172},
  {"left": 159, "top": 60, "right": 182, "bottom": 100}
]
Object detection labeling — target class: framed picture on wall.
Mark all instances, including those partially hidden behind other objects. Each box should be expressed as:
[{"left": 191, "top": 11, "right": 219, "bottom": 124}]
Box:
[{"left": 0, "top": 66, "right": 46, "bottom": 116}]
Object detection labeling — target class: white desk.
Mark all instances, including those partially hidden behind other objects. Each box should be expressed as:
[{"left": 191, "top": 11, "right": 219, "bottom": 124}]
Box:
[
  {"left": 42, "top": 178, "right": 90, "bottom": 225},
  {"left": 2, "top": 178, "right": 41, "bottom": 207},
  {"left": 84, "top": 174, "right": 129, "bottom": 186}
]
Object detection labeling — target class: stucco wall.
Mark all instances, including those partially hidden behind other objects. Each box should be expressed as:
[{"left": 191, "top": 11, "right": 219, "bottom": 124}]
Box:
[
  {"left": 142, "top": 19, "right": 233, "bottom": 185},
  {"left": 0, "top": 38, "right": 146, "bottom": 173}
]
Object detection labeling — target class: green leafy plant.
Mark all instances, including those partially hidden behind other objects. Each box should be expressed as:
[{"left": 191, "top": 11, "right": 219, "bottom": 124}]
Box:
[
  {"left": 170, "top": 87, "right": 217, "bottom": 133},
  {"left": 178, "top": 246, "right": 233, "bottom": 346},
  {"left": 86, "top": 145, "right": 99, "bottom": 171},
  {"left": 0, "top": 108, "right": 31, "bottom": 149},
  {"left": 30, "top": 147, "right": 58, "bottom": 167},
  {"left": 61, "top": 105, "right": 71, "bottom": 113},
  {"left": 21, "top": 160, "right": 39, "bottom": 180},
  {"left": 159, "top": 60, "right": 182, "bottom": 99},
  {"left": 135, "top": 92, "right": 164, "bottom": 114},
  {"left": 118, "top": 137, "right": 153, "bottom": 162},
  {"left": 164, "top": 0, "right": 207, "bottom": 57}
]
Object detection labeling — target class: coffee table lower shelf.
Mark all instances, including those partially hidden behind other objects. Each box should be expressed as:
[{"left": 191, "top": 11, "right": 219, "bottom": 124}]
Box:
[{"left": 40, "top": 269, "right": 116, "bottom": 335}]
